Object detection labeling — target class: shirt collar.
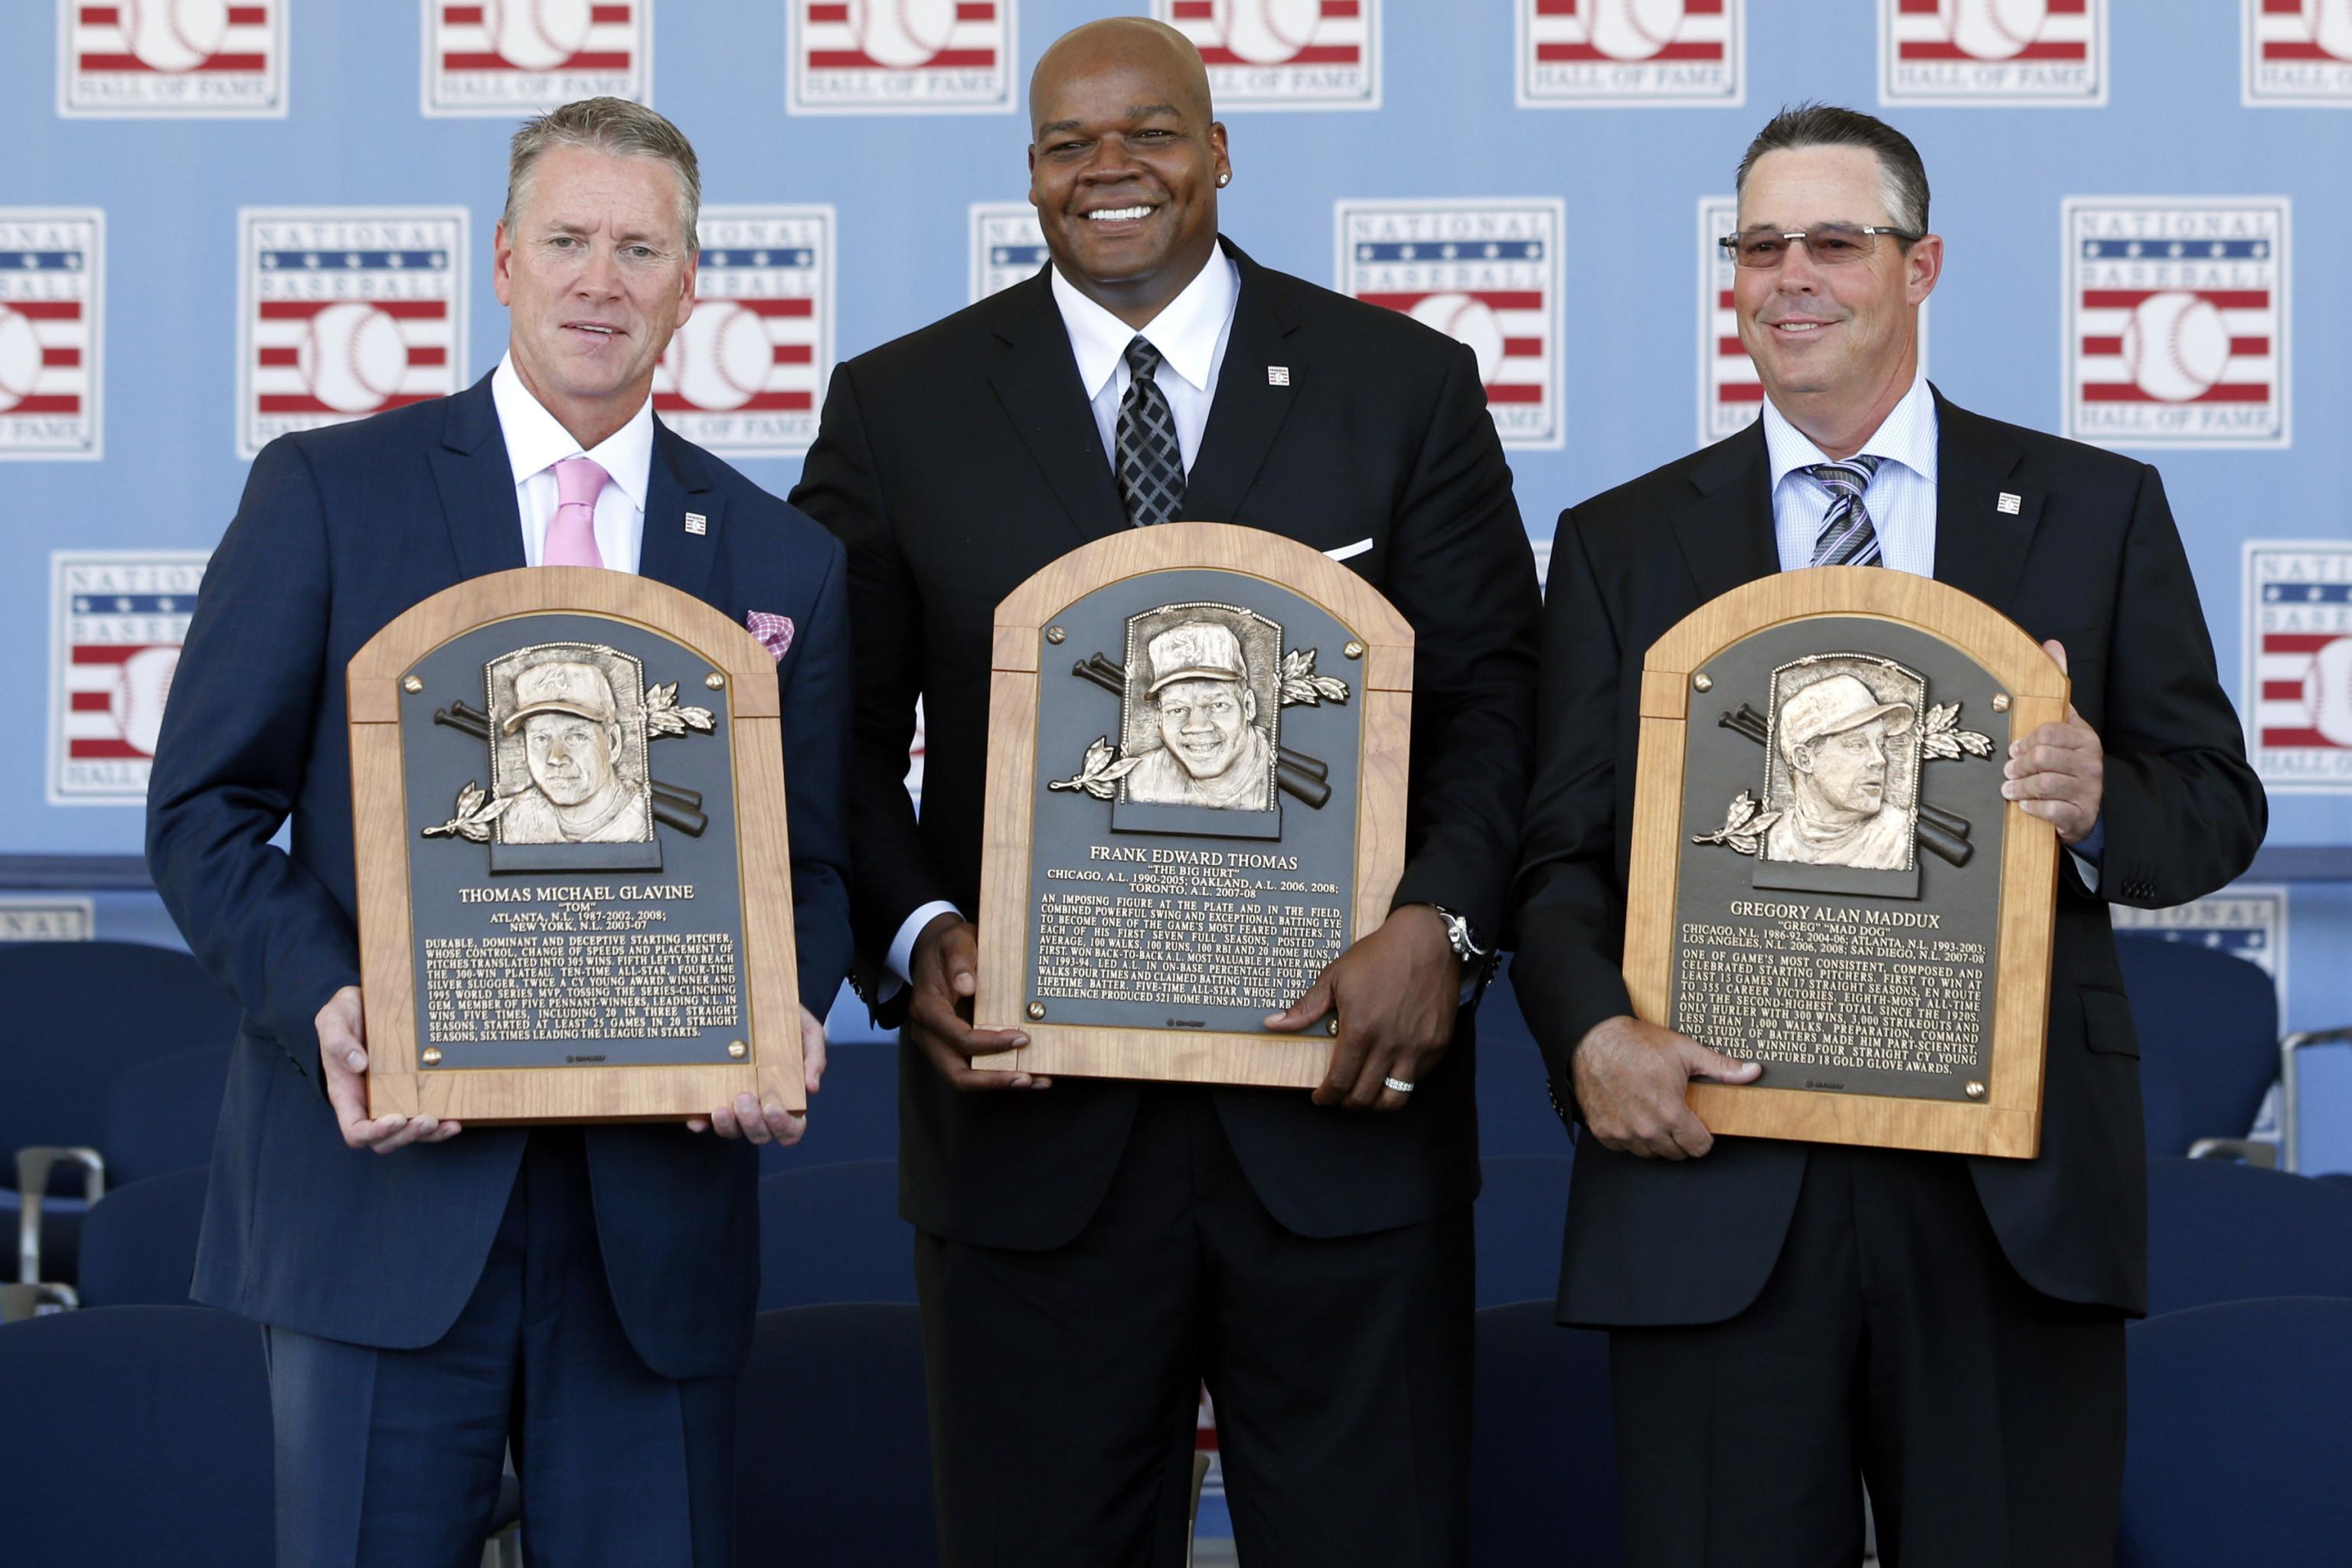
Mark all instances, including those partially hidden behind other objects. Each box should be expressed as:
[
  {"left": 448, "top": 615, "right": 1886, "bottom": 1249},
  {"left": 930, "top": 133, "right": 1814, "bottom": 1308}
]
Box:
[
  {"left": 1049, "top": 244, "right": 1240, "bottom": 402},
  {"left": 490, "top": 353, "right": 657, "bottom": 514},
  {"left": 1761, "top": 368, "right": 1938, "bottom": 492}
]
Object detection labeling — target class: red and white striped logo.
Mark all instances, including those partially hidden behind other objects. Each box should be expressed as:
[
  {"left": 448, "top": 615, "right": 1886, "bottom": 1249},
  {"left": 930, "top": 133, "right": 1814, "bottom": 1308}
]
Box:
[
  {"left": 1338, "top": 200, "right": 1564, "bottom": 450},
  {"left": 1697, "top": 197, "right": 1928, "bottom": 448},
  {"left": 59, "top": 0, "right": 286, "bottom": 117},
  {"left": 1517, "top": 0, "right": 1743, "bottom": 106},
  {"left": 49, "top": 551, "right": 206, "bottom": 804},
  {"left": 1160, "top": 0, "right": 1380, "bottom": 110},
  {"left": 0, "top": 211, "right": 103, "bottom": 462},
  {"left": 651, "top": 207, "right": 831, "bottom": 459},
  {"left": 1881, "top": 0, "right": 2105, "bottom": 103},
  {"left": 2066, "top": 198, "right": 2288, "bottom": 450},
  {"left": 423, "top": 0, "right": 651, "bottom": 116},
  {"left": 789, "top": 0, "right": 1016, "bottom": 114},
  {"left": 2246, "top": 542, "right": 2352, "bottom": 790},
  {"left": 237, "top": 209, "right": 469, "bottom": 458},
  {"left": 2244, "top": 0, "right": 2352, "bottom": 105}
]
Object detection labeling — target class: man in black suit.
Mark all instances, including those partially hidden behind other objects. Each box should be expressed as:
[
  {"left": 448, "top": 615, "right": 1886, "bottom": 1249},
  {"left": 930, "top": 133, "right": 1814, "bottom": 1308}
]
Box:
[
  {"left": 790, "top": 18, "right": 1539, "bottom": 1565},
  {"left": 1514, "top": 106, "right": 2265, "bottom": 1566}
]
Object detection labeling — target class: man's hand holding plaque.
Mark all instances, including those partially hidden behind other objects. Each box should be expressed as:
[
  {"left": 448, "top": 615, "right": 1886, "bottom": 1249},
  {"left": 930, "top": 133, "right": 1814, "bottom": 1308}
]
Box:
[
  {"left": 1266, "top": 903, "right": 1460, "bottom": 1113},
  {"left": 908, "top": 913, "right": 1048, "bottom": 1093}
]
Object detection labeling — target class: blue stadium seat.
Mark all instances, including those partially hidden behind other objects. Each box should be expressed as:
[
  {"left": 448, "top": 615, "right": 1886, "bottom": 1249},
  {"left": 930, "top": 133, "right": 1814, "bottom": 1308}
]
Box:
[
  {"left": 101, "top": 1040, "right": 230, "bottom": 1188},
  {"left": 0, "top": 1305, "right": 273, "bottom": 1565},
  {"left": 756, "top": 1159, "right": 916, "bottom": 1312},
  {"left": 0, "top": 940, "right": 240, "bottom": 1282},
  {"left": 1474, "top": 1155, "right": 1570, "bottom": 1309},
  {"left": 2115, "top": 933, "right": 2278, "bottom": 1158},
  {"left": 1482, "top": 961, "right": 1575, "bottom": 1159},
  {"left": 732, "top": 1304, "right": 937, "bottom": 1567},
  {"left": 2145, "top": 1156, "right": 2352, "bottom": 1315},
  {"left": 77, "top": 1165, "right": 207, "bottom": 1308},
  {"left": 759, "top": 1040, "right": 901, "bottom": 1173},
  {"left": 2119, "top": 1297, "right": 2352, "bottom": 1568},
  {"left": 1469, "top": 1300, "right": 1621, "bottom": 1566}
]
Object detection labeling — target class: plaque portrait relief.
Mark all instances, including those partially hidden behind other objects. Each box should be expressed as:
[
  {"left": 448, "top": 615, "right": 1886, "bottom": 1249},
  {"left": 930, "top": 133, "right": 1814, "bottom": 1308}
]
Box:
[
  {"left": 495, "top": 655, "right": 654, "bottom": 847},
  {"left": 1761, "top": 660, "right": 1924, "bottom": 873},
  {"left": 1122, "top": 609, "right": 1279, "bottom": 814}
]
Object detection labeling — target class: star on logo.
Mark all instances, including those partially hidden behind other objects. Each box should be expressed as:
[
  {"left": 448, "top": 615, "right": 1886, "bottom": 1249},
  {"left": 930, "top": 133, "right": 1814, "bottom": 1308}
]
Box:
[
  {"left": 1399, "top": 244, "right": 1418, "bottom": 260},
  {"left": 2125, "top": 241, "right": 2145, "bottom": 258}
]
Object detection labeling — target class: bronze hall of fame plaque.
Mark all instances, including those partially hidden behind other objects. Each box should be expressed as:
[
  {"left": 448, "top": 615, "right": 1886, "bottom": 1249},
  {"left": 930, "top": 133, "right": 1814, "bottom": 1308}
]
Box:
[
  {"left": 1625, "top": 569, "right": 2067, "bottom": 1159},
  {"left": 975, "top": 524, "right": 1413, "bottom": 1089},
  {"left": 347, "top": 568, "right": 803, "bottom": 1124}
]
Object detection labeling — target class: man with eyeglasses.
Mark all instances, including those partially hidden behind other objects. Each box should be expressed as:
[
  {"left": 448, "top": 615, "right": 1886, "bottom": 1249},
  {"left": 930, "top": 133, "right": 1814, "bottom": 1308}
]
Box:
[{"left": 1514, "top": 104, "right": 2263, "bottom": 1565}]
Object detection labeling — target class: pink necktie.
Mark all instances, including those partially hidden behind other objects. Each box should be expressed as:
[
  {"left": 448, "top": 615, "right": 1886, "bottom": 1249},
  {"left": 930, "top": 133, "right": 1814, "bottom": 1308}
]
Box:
[{"left": 544, "top": 455, "right": 608, "bottom": 569}]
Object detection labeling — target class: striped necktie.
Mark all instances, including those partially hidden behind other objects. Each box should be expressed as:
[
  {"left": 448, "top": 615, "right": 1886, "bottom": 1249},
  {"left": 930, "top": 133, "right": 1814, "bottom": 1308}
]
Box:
[{"left": 1805, "top": 455, "right": 1885, "bottom": 568}]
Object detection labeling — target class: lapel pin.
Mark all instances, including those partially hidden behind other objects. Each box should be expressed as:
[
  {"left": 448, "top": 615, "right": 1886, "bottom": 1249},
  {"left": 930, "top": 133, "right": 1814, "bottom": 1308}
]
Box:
[
  {"left": 1996, "top": 492, "right": 2022, "bottom": 515},
  {"left": 684, "top": 512, "right": 707, "bottom": 535},
  {"left": 1267, "top": 366, "right": 1290, "bottom": 387}
]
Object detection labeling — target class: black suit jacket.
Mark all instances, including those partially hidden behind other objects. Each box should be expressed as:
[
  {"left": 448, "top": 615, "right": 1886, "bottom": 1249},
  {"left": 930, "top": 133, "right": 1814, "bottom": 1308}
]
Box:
[
  {"left": 1512, "top": 389, "right": 2265, "bottom": 1322},
  {"left": 792, "top": 240, "right": 1542, "bottom": 1248}
]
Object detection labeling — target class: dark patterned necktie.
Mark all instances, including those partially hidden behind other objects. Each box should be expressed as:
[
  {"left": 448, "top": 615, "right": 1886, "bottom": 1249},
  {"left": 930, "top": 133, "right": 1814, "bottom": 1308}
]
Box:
[
  {"left": 1115, "top": 336, "right": 1183, "bottom": 528},
  {"left": 1805, "top": 455, "right": 1885, "bottom": 567}
]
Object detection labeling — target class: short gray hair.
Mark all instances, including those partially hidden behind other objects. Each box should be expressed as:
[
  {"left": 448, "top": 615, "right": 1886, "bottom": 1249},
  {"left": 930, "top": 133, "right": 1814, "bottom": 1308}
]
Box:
[
  {"left": 1736, "top": 103, "right": 1929, "bottom": 238},
  {"left": 503, "top": 97, "right": 701, "bottom": 250}
]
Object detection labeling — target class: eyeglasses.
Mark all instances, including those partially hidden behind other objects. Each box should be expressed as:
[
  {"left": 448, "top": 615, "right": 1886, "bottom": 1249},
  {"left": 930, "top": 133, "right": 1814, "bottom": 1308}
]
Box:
[{"left": 1719, "top": 224, "right": 1922, "bottom": 270}]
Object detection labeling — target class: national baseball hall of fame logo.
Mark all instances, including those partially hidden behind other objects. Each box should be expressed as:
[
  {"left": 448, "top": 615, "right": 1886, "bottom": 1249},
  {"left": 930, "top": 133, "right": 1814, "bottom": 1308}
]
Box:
[
  {"left": 2246, "top": 542, "right": 2352, "bottom": 792},
  {"left": 1880, "top": 0, "right": 2106, "bottom": 106},
  {"left": 57, "top": 0, "right": 286, "bottom": 117},
  {"left": 0, "top": 211, "right": 103, "bottom": 462},
  {"left": 1338, "top": 200, "right": 1565, "bottom": 450},
  {"left": 2065, "top": 199, "right": 2288, "bottom": 450},
  {"left": 237, "top": 209, "right": 468, "bottom": 459},
  {"left": 969, "top": 203, "right": 1047, "bottom": 302},
  {"left": 789, "top": 0, "right": 1015, "bottom": 114},
  {"left": 1158, "top": 0, "right": 1380, "bottom": 111},
  {"left": 1697, "top": 196, "right": 1930, "bottom": 446},
  {"left": 1515, "top": 0, "right": 1743, "bottom": 107},
  {"left": 650, "top": 207, "right": 831, "bottom": 459},
  {"left": 50, "top": 552, "right": 207, "bottom": 804},
  {"left": 423, "top": 0, "right": 652, "bottom": 116},
  {"left": 2245, "top": 0, "right": 2352, "bottom": 105},
  {"left": 2112, "top": 885, "right": 2288, "bottom": 1001}
]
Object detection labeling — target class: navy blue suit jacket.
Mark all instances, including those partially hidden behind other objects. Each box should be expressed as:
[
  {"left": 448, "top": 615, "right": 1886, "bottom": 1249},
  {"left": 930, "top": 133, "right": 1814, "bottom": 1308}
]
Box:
[{"left": 146, "top": 373, "right": 853, "bottom": 1378}]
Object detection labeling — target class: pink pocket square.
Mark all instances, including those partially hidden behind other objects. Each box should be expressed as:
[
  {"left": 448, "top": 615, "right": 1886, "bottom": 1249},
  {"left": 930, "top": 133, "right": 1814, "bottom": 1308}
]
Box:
[{"left": 747, "top": 610, "right": 795, "bottom": 660}]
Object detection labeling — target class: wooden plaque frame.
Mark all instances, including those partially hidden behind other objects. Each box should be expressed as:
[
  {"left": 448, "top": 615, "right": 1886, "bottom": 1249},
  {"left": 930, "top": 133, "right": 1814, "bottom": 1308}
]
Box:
[
  {"left": 349, "top": 567, "right": 803, "bottom": 1123},
  {"left": 1628, "top": 568, "right": 2066, "bottom": 1158},
  {"left": 974, "top": 523, "right": 1413, "bottom": 1087}
]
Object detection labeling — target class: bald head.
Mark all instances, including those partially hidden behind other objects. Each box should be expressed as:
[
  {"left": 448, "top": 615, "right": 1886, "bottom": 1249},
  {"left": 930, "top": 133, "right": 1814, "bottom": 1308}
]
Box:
[{"left": 1030, "top": 17, "right": 1214, "bottom": 132}]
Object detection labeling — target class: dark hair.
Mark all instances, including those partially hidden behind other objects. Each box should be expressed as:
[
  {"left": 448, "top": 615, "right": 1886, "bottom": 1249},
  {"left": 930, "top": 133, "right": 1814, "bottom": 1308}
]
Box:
[
  {"left": 505, "top": 97, "right": 701, "bottom": 250},
  {"left": 1735, "top": 104, "right": 1929, "bottom": 237}
]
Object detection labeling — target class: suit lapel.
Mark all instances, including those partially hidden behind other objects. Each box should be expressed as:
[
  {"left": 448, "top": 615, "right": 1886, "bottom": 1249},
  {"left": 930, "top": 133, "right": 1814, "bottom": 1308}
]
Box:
[
  {"left": 1179, "top": 242, "right": 1299, "bottom": 522},
  {"left": 1674, "top": 425, "right": 1781, "bottom": 604},
  {"left": 984, "top": 272, "right": 1126, "bottom": 549},
  {"left": 428, "top": 374, "right": 527, "bottom": 580},
  {"left": 639, "top": 422, "right": 720, "bottom": 605},
  {"left": 1929, "top": 387, "right": 2040, "bottom": 613}
]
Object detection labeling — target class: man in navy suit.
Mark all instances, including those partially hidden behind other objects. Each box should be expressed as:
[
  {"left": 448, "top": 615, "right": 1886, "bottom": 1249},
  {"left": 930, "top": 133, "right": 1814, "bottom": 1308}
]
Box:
[{"left": 145, "top": 99, "right": 852, "bottom": 1566}]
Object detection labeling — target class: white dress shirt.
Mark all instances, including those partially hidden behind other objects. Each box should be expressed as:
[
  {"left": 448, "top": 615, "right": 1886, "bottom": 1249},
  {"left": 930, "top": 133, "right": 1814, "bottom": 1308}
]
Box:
[
  {"left": 492, "top": 353, "right": 655, "bottom": 575},
  {"left": 1762, "top": 368, "right": 1938, "bottom": 577},
  {"left": 884, "top": 251, "right": 1245, "bottom": 989}
]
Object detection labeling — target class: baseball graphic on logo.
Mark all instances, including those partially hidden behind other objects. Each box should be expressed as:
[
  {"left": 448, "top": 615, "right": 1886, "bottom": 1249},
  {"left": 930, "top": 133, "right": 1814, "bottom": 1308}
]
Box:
[
  {"left": 0, "top": 306, "right": 41, "bottom": 415},
  {"left": 114, "top": 645, "right": 180, "bottom": 758},
  {"left": 2121, "top": 291, "right": 2230, "bottom": 404},
  {"left": 483, "top": 0, "right": 595, "bottom": 72},
  {"left": 1406, "top": 294, "right": 1506, "bottom": 389},
  {"left": 1939, "top": 0, "right": 2047, "bottom": 61},
  {"left": 1589, "top": 0, "right": 1685, "bottom": 62},
  {"left": 2311, "top": 637, "right": 2352, "bottom": 748},
  {"left": 660, "top": 303, "right": 771, "bottom": 413},
  {"left": 299, "top": 302, "right": 408, "bottom": 415},
  {"left": 2305, "top": 0, "right": 2352, "bottom": 61},
  {"left": 1215, "top": 0, "right": 1322, "bottom": 65},
  {"left": 119, "top": 0, "right": 232, "bottom": 72},
  {"left": 849, "top": 0, "right": 960, "bottom": 67}
]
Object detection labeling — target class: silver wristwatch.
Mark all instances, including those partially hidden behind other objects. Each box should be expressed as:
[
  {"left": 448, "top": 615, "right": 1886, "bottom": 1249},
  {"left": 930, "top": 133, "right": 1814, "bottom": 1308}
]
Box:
[{"left": 1426, "top": 904, "right": 1493, "bottom": 970}]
